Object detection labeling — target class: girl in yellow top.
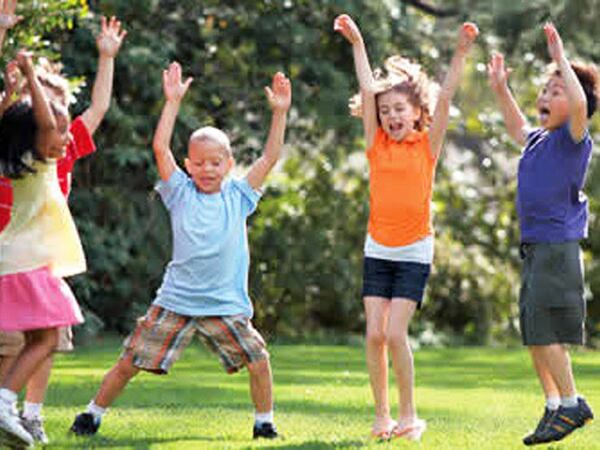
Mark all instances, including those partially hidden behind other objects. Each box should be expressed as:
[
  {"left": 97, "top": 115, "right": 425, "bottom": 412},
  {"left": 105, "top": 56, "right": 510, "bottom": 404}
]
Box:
[
  {"left": 335, "top": 14, "right": 478, "bottom": 440},
  {"left": 0, "top": 50, "right": 85, "bottom": 447}
]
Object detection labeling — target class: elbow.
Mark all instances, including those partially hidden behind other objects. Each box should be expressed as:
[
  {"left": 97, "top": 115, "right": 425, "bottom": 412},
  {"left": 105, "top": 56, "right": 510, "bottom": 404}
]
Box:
[
  {"left": 263, "top": 153, "right": 279, "bottom": 167},
  {"left": 573, "top": 99, "right": 588, "bottom": 119},
  {"left": 152, "top": 138, "right": 165, "bottom": 154},
  {"left": 436, "top": 94, "right": 452, "bottom": 108},
  {"left": 92, "top": 101, "right": 111, "bottom": 118}
]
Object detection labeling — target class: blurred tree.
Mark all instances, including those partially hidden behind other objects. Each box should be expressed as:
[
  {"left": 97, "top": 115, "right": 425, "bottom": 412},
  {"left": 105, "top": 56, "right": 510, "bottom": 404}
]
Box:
[{"left": 11, "top": 0, "right": 599, "bottom": 344}]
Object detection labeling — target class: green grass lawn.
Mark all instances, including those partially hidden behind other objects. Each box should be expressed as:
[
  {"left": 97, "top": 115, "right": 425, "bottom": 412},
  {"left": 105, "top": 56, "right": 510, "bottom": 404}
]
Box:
[{"left": 40, "top": 338, "right": 599, "bottom": 449}]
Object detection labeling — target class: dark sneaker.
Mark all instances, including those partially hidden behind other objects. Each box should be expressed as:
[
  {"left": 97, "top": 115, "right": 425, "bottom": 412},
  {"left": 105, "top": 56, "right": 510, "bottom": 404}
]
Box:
[
  {"left": 21, "top": 416, "right": 49, "bottom": 445},
  {"left": 253, "top": 422, "right": 278, "bottom": 439},
  {"left": 523, "top": 407, "right": 556, "bottom": 446},
  {"left": 69, "top": 412, "right": 100, "bottom": 436},
  {"left": 532, "top": 398, "right": 594, "bottom": 444}
]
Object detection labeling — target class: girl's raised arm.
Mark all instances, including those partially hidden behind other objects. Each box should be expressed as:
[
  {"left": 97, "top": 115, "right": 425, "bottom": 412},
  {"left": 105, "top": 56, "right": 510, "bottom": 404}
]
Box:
[
  {"left": 429, "top": 22, "right": 478, "bottom": 159},
  {"left": 334, "top": 14, "right": 378, "bottom": 148}
]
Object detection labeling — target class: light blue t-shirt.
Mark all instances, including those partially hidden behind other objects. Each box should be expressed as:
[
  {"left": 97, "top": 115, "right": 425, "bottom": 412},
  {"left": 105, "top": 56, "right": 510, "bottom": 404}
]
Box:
[{"left": 153, "top": 168, "right": 261, "bottom": 317}]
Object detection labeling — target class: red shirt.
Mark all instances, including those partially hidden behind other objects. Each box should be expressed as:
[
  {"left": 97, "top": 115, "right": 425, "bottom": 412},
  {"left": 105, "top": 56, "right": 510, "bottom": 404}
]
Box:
[{"left": 0, "top": 116, "right": 95, "bottom": 232}]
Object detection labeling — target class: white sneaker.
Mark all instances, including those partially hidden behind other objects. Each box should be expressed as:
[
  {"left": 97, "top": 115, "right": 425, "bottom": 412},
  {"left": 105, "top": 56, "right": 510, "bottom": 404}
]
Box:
[
  {"left": 0, "top": 400, "right": 34, "bottom": 447},
  {"left": 21, "top": 416, "right": 49, "bottom": 445}
]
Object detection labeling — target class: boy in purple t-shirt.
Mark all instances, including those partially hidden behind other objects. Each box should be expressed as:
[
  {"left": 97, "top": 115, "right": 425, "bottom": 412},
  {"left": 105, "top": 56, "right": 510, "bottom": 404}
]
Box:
[{"left": 488, "top": 23, "right": 599, "bottom": 446}]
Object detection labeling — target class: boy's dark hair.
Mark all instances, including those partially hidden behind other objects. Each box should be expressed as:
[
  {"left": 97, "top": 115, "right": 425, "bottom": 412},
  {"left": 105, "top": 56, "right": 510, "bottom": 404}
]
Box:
[
  {"left": 0, "top": 101, "right": 44, "bottom": 179},
  {"left": 554, "top": 62, "right": 600, "bottom": 118}
]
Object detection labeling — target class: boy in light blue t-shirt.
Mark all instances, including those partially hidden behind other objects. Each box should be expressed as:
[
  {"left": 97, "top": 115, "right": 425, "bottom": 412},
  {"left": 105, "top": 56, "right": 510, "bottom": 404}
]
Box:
[{"left": 70, "top": 61, "right": 292, "bottom": 440}]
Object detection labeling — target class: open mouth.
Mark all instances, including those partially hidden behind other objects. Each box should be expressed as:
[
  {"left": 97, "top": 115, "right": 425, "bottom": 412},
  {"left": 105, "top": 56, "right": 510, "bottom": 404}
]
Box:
[
  {"left": 389, "top": 123, "right": 404, "bottom": 133},
  {"left": 539, "top": 107, "right": 550, "bottom": 122}
]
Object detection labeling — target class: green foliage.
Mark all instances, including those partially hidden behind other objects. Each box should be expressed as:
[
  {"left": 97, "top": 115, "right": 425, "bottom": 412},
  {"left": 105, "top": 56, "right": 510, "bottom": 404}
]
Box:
[{"left": 8, "top": 0, "right": 600, "bottom": 344}]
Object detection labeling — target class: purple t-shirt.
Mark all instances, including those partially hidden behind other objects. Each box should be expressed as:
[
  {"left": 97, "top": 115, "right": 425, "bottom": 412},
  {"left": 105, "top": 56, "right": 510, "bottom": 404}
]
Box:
[{"left": 517, "top": 123, "right": 592, "bottom": 243}]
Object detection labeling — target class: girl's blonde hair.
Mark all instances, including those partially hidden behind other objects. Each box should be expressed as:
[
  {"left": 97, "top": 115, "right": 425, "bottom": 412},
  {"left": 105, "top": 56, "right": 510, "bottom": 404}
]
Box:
[{"left": 350, "top": 56, "right": 439, "bottom": 131}]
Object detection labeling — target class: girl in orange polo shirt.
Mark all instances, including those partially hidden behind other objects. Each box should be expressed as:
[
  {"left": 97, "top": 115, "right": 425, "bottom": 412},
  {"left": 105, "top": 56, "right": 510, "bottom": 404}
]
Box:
[{"left": 335, "top": 14, "right": 478, "bottom": 440}]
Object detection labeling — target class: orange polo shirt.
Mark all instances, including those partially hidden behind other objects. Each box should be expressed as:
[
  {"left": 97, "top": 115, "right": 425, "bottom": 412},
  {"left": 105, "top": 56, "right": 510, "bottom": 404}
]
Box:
[{"left": 367, "top": 127, "right": 436, "bottom": 247}]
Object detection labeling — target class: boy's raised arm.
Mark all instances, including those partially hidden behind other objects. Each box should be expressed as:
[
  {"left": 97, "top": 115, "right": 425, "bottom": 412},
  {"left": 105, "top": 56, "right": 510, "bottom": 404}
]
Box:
[
  {"left": 0, "top": 0, "right": 22, "bottom": 53},
  {"left": 152, "top": 62, "right": 192, "bottom": 182},
  {"left": 246, "top": 72, "right": 291, "bottom": 190},
  {"left": 429, "top": 23, "right": 478, "bottom": 159},
  {"left": 334, "top": 14, "right": 378, "bottom": 148},
  {"left": 487, "top": 52, "right": 529, "bottom": 146},
  {"left": 81, "top": 16, "right": 127, "bottom": 135},
  {"left": 544, "top": 23, "right": 588, "bottom": 142}
]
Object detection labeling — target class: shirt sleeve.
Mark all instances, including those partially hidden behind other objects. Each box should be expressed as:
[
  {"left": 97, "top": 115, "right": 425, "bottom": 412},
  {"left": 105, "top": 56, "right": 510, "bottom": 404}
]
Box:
[
  {"left": 0, "top": 177, "right": 12, "bottom": 233},
  {"left": 525, "top": 128, "right": 543, "bottom": 144},
  {"left": 68, "top": 116, "right": 96, "bottom": 161},
  {"left": 366, "top": 127, "right": 386, "bottom": 160},
  {"left": 233, "top": 178, "right": 262, "bottom": 216},
  {"left": 155, "top": 168, "right": 189, "bottom": 211}
]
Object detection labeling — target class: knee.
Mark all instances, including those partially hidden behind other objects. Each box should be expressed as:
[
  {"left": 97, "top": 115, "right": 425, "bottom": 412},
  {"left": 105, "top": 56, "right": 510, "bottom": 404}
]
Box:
[
  {"left": 366, "top": 329, "right": 387, "bottom": 348},
  {"left": 113, "top": 357, "right": 139, "bottom": 381},
  {"left": 386, "top": 331, "right": 409, "bottom": 349},
  {"left": 26, "top": 328, "right": 59, "bottom": 352},
  {"left": 247, "top": 358, "right": 270, "bottom": 377}
]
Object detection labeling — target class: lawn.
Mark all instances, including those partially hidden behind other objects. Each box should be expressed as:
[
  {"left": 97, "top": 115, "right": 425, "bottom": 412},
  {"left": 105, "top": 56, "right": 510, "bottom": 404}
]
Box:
[{"left": 40, "top": 338, "right": 599, "bottom": 449}]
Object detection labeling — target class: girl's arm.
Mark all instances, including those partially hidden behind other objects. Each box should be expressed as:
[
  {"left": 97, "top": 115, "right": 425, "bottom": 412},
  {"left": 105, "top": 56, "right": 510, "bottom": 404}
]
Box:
[
  {"left": 247, "top": 72, "right": 291, "bottom": 190},
  {"left": 17, "top": 50, "right": 58, "bottom": 158},
  {"left": 152, "top": 62, "right": 192, "bottom": 181},
  {"left": 429, "top": 23, "right": 478, "bottom": 159},
  {"left": 544, "top": 23, "right": 588, "bottom": 142},
  {"left": 334, "top": 14, "right": 378, "bottom": 148},
  {"left": 81, "top": 16, "right": 127, "bottom": 135},
  {"left": 0, "top": 60, "right": 18, "bottom": 116},
  {"left": 0, "top": 0, "right": 22, "bottom": 53},
  {"left": 487, "top": 52, "right": 529, "bottom": 146}
]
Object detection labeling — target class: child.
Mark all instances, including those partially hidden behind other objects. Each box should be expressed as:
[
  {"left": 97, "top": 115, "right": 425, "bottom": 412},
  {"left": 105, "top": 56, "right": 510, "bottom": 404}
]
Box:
[
  {"left": 334, "top": 14, "right": 478, "bottom": 440},
  {"left": 70, "top": 62, "right": 291, "bottom": 440},
  {"left": 0, "top": 50, "right": 86, "bottom": 448},
  {"left": 487, "top": 23, "right": 597, "bottom": 446},
  {"left": 0, "top": 16, "right": 126, "bottom": 444}
]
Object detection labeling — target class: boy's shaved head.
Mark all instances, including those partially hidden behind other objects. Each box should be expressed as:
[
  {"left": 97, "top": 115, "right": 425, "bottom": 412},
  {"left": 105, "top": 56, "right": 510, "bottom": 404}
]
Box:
[{"left": 189, "top": 126, "right": 231, "bottom": 155}]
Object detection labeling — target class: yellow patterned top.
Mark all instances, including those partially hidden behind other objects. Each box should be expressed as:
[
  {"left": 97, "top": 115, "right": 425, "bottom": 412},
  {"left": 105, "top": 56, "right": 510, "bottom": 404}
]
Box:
[{"left": 0, "top": 160, "right": 86, "bottom": 277}]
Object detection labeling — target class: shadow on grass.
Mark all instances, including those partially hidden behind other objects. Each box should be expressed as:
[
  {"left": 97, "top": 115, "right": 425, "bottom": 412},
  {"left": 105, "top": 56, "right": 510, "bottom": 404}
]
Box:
[
  {"left": 57, "top": 434, "right": 229, "bottom": 449},
  {"left": 243, "top": 440, "right": 366, "bottom": 449}
]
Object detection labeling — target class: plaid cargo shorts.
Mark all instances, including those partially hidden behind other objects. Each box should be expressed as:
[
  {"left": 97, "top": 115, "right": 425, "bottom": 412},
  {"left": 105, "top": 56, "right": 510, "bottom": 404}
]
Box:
[{"left": 121, "top": 305, "right": 269, "bottom": 374}]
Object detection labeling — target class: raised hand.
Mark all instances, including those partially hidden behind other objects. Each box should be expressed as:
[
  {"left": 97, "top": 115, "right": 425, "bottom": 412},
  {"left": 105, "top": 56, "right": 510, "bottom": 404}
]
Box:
[
  {"left": 487, "top": 51, "right": 512, "bottom": 93},
  {"left": 15, "top": 49, "right": 34, "bottom": 77},
  {"left": 96, "top": 16, "right": 127, "bottom": 58},
  {"left": 162, "top": 61, "right": 193, "bottom": 103},
  {"left": 333, "top": 14, "right": 363, "bottom": 45},
  {"left": 457, "top": 22, "right": 479, "bottom": 54},
  {"left": 0, "top": 0, "right": 22, "bottom": 30},
  {"left": 265, "top": 72, "right": 291, "bottom": 113},
  {"left": 3, "top": 59, "right": 20, "bottom": 96},
  {"left": 544, "top": 22, "right": 565, "bottom": 63}
]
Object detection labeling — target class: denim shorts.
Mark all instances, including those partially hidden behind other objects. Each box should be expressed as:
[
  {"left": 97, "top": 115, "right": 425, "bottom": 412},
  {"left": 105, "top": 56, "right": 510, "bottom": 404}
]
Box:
[{"left": 362, "top": 257, "right": 431, "bottom": 306}]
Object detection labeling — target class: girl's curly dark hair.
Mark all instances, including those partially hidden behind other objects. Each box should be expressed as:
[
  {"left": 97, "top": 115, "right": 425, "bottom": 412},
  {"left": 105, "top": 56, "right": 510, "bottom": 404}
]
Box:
[{"left": 0, "top": 101, "right": 44, "bottom": 179}]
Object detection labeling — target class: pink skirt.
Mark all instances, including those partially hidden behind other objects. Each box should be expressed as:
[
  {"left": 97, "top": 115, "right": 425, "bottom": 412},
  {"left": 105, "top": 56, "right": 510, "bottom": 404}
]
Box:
[{"left": 0, "top": 267, "right": 83, "bottom": 331}]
